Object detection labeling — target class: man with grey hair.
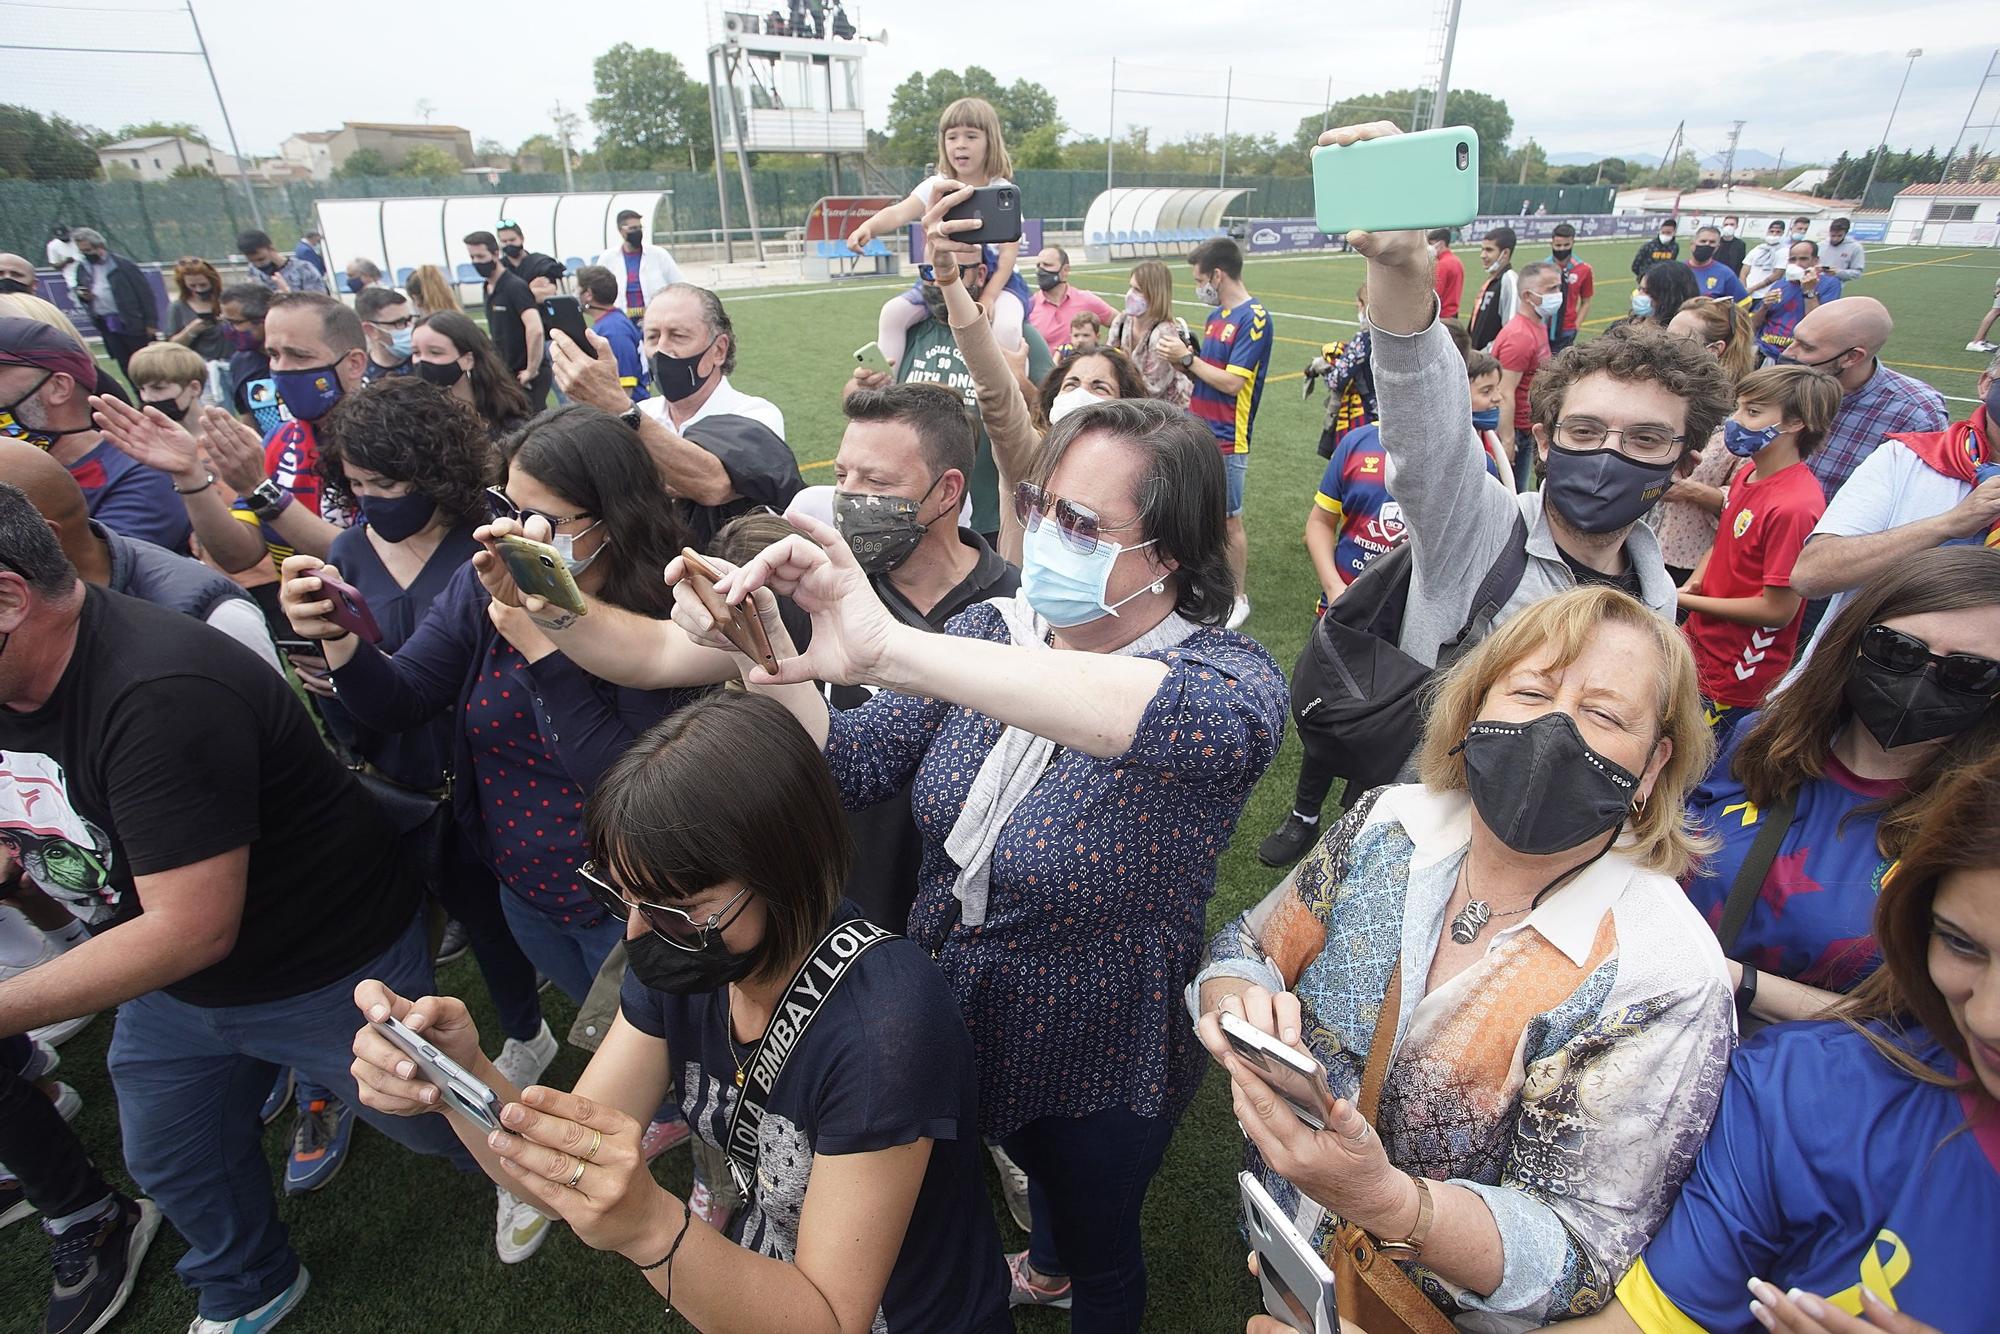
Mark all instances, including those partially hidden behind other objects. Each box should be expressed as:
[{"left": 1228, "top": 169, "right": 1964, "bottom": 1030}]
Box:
[
  {"left": 342, "top": 257, "right": 384, "bottom": 294},
  {"left": 549, "top": 281, "right": 801, "bottom": 545},
  {"left": 66, "top": 229, "right": 155, "bottom": 383},
  {"left": 1491, "top": 259, "right": 1561, "bottom": 490}
]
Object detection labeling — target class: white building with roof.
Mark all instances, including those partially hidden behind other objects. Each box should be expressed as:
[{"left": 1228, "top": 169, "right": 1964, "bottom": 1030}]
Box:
[
  {"left": 95, "top": 135, "right": 243, "bottom": 182},
  {"left": 1885, "top": 183, "right": 2000, "bottom": 246}
]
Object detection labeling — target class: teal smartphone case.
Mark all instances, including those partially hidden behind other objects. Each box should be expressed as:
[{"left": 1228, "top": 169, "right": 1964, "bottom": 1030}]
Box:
[{"left": 1312, "top": 127, "right": 1481, "bottom": 235}]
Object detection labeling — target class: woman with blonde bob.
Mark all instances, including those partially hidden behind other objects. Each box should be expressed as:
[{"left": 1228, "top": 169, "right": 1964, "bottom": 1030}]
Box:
[{"left": 1196, "top": 586, "right": 1735, "bottom": 1330}]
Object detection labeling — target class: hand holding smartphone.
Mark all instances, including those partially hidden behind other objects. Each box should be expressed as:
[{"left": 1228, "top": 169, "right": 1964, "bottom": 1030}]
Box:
[
  {"left": 1311, "top": 126, "right": 1480, "bottom": 235},
  {"left": 940, "top": 184, "right": 1022, "bottom": 247},
  {"left": 1242, "top": 1172, "right": 1340, "bottom": 1334},
  {"left": 540, "top": 296, "right": 598, "bottom": 358},
  {"left": 315, "top": 569, "right": 382, "bottom": 644},
  {"left": 372, "top": 1014, "right": 502, "bottom": 1131},
  {"left": 496, "top": 534, "right": 589, "bottom": 617},
  {"left": 679, "top": 548, "right": 781, "bottom": 675},
  {"left": 1219, "top": 1010, "right": 1335, "bottom": 1130}
]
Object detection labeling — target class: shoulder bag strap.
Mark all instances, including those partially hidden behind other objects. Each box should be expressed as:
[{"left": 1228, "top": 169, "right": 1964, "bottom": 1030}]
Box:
[
  {"left": 1355, "top": 959, "right": 1404, "bottom": 1123},
  {"left": 1715, "top": 788, "right": 1798, "bottom": 953},
  {"left": 722, "top": 917, "right": 898, "bottom": 1194},
  {"left": 1437, "top": 511, "right": 1531, "bottom": 664}
]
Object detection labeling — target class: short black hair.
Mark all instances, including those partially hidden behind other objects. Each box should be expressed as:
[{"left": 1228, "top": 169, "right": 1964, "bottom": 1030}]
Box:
[
  {"left": 1029, "top": 397, "right": 1235, "bottom": 624},
  {"left": 616, "top": 209, "right": 642, "bottom": 225},
  {"left": 574, "top": 264, "right": 618, "bottom": 307},
  {"left": 0, "top": 481, "right": 79, "bottom": 597},
  {"left": 220, "top": 282, "right": 270, "bottom": 319},
  {"left": 353, "top": 286, "right": 408, "bottom": 321},
  {"left": 1044, "top": 244, "right": 1071, "bottom": 267},
  {"left": 1793, "top": 216, "right": 1811, "bottom": 226},
  {"left": 842, "top": 381, "right": 975, "bottom": 482},
  {"left": 1551, "top": 222, "right": 1577, "bottom": 239},
  {"left": 1639, "top": 259, "right": 1700, "bottom": 324},
  {"left": 268, "top": 291, "right": 364, "bottom": 357},
  {"left": 585, "top": 692, "right": 849, "bottom": 987},
  {"left": 1831, "top": 216, "right": 1851, "bottom": 230},
  {"left": 1662, "top": 217, "right": 1679, "bottom": 230},
  {"left": 1425, "top": 228, "right": 1454, "bottom": 245},
  {"left": 1186, "top": 236, "right": 1243, "bottom": 280},
  {"left": 1482, "top": 226, "right": 1517, "bottom": 254},
  {"left": 462, "top": 230, "right": 499, "bottom": 253},
  {"left": 236, "top": 228, "right": 273, "bottom": 254},
  {"left": 319, "top": 376, "right": 495, "bottom": 528},
  {"left": 496, "top": 222, "right": 523, "bottom": 238}
]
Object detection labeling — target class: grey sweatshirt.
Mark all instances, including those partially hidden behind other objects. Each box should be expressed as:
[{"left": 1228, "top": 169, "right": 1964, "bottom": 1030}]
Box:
[
  {"left": 1821, "top": 236, "right": 1866, "bottom": 282},
  {"left": 1370, "top": 318, "right": 1678, "bottom": 666}
]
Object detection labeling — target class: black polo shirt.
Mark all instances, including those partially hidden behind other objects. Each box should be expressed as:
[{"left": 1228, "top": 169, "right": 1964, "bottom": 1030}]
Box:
[{"left": 483, "top": 269, "right": 538, "bottom": 374}]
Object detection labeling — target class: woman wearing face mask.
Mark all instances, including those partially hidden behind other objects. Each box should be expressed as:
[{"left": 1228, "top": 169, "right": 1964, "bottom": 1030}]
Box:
[
  {"left": 924, "top": 189, "right": 1152, "bottom": 566},
  {"left": 649, "top": 394, "right": 1284, "bottom": 1329},
  {"left": 1626, "top": 260, "right": 1699, "bottom": 329},
  {"left": 166, "top": 257, "right": 228, "bottom": 361},
  {"left": 412, "top": 312, "right": 532, "bottom": 442},
  {"left": 1653, "top": 297, "right": 1757, "bottom": 586},
  {"left": 1682, "top": 546, "right": 2000, "bottom": 1030},
  {"left": 348, "top": 691, "right": 1015, "bottom": 1333},
  {"left": 1197, "top": 586, "right": 1731, "bottom": 1331},
  {"left": 1561, "top": 749, "right": 2000, "bottom": 1334},
  {"left": 1108, "top": 260, "right": 1191, "bottom": 408}
]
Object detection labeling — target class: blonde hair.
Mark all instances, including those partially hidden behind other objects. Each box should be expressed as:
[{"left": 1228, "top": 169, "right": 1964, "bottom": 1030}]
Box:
[
  {"left": 937, "top": 97, "right": 1012, "bottom": 181},
  {"left": 1736, "top": 362, "right": 1843, "bottom": 457},
  {"left": 405, "top": 264, "right": 460, "bottom": 316},
  {"left": 1129, "top": 260, "right": 1173, "bottom": 327},
  {"left": 1415, "top": 586, "right": 1715, "bottom": 877},
  {"left": 1673, "top": 296, "right": 1755, "bottom": 387},
  {"left": 129, "top": 341, "right": 207, "bottom": 389},
  {"left": 0, "top": 292, "right": 90, "bottom": 354}
]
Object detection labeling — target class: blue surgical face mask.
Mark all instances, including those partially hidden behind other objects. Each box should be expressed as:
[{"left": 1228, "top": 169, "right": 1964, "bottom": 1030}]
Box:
[
  {"left": 1537, "top": 290, "right": 1563, "bottom": 317},
  {"left": 553, "top": 520, "right": 608, "bottom": 577},
  {"left": 1020, "top": 520, "right": 1160, "bottom": 628},
  {"left": 1471, "top": 406, "right": 1502, "bottom": 431},
  {"left": 1722, "top": 419, "right": 1785, "bottom": 458},
  {"left": 271, "top": 363, "right": 343, "bottom": 422},
  {"left": 388, "top": 328, "right": 414, "bottom": 361},
  {"left": 1630, "top": 291, "right": 1655, "bottom": 319}
]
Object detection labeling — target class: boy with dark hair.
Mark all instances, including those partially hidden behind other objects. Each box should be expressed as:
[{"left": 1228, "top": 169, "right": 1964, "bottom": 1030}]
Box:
[
  {"left": 1633, "top": 216, "right": 1679, "bottom": 276},
  {"left": 1547, "top": 221, "right": 1593, "bottom": 352},
  {"left": 1467, "top": 225, "right": 1517, "bottom": 350},
  {"left": 573, "top": 264, "right": 647, "bottom": 401},
  {"left": 1679, "top": 363, "right": 1840, "bottom": 739}
]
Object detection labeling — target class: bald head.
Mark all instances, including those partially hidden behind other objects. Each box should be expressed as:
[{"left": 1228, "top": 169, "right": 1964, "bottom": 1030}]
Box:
[
  {"left": 0, "top": 254, "right": 35, "bottom": 290},
  {"left": 0, "top": 439, "right": 101, "bottom": 578},
  {"left": 1786, "top": 295, "right": 1893, "bottom": 389}
]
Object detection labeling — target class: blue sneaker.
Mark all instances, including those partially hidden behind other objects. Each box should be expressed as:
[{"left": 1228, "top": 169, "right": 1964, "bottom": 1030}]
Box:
[
  {"left": 186, "top": 1265, "right": 308, "bottom": 1334},
  {"left": 258, "top": 1069, "right": 293, "bottom": 1126},
  {"left": 282, "top": 1096, "right": 353, "bottom": 1195}
]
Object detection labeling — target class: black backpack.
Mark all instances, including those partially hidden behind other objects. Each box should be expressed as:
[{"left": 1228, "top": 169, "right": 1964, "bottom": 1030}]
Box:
[{"left": 1290, "top": 512, "right": 1529, "bottom": 791}]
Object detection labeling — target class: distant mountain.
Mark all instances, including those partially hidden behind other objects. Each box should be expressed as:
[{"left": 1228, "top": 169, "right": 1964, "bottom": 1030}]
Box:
[
  {"left": 1547, "top": 150, "right": 1661, "bottom": 167},
  {"left": 1700, "top": 148, "right": 1783, "bottom": 169}
]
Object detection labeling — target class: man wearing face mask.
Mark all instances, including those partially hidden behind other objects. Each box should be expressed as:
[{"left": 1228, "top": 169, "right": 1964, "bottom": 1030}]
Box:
[
  {"left": 1779, "top": 295, "right": 1945, "bottom": 496},
  {"left": 573, "top": 265, "right": 647, "bottom": 402},
  {"left": 1714, "top": 215, "right": 1747, "bottom": 275},
  {"left": 1546, "top": 223, "right": 1593, "bottom": 354},
  {"left": 66, "top": 229, "right": 156, "bottom": 385},
  {"left": 1466, "top": 225, "right": 1517, "bottom": 350},
  {"left": 1685, "top": 225, "right": 1748, "bottom": 301},
  {"left": 1427, "top": 229, "right": 1465, "bottom": 318},
  {"left": 44, "top": 226, "right": 81, "bottom": 289},
  {"left": 592, "top": 209, "right": 683, "bottom": 321},
  {"left": 343, "top": 258, "right": 385, "bottom": 295},
  {"left": 462, "top": 231, "right": 547, "bottom": 409},
  {"left": 1025, "top": 245, "right": 1116, "bottom": 357},
  {"left": 1491, "top": 261, "right": 1562, "bottom": 491},
  {"left": 0, "top": 253, "right": 38, "bottom": 297},
  {"left": 237, "top": 229, "right": 322, "bottom": 296},
  {"left": 820, "top": 383, "right": 1018, "bottom": 926},
  {"left": 355, "top": 287, "right": 416, "bottom": 384},
  {"left": 293, "top": 231, "right": 332, "bottom": 293},
  {"left": 1631, "top": 216, "right": 1679, "bottom": 277},
  {"left": 551, "top": 282, "right": 801, "bottom": 548},
  {"left": 1786, "top": 348, "right": 2000, "bottom": 682},
  {"left": 1743, "top": 220, "right": 1790, "bottom": 290},
  {"left": 0, "top": 318, "right": 189, "bottom": 553}
]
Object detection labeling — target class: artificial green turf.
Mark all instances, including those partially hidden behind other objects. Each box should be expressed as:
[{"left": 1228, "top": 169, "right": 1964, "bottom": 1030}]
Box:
[{"left": 5, "top": 238, "right": 1996, "bottom": 1332}]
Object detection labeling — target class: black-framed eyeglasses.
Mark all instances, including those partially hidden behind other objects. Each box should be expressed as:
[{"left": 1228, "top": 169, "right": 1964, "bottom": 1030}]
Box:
[
  {"left": 484, "top": 486, "right": 590, "bottom": 530},
  {"left": 1551, "top": 417, "right": 1686, "bottom": 463},
  {"left": 1013, "top": 480, "right": 1140, "bottom": 556},
  {"left": 1859, "top": 624, "right": 2000, "bottom": 697},
  {"left": 365, "top": 313, "right": 417, "bottom": 331},
  {"left": 579, "top": 860, "right": 753, "bottom": 953}
]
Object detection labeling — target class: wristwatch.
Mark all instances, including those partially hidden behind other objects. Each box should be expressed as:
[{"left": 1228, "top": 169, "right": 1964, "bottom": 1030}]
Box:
[
  {"left": 245, "top": 477, "right": 293, "bottom": 522},
  {"left": 617, "top": 405, "right": 644, "bottom": 432},
  {"left": 1372, "top": 1175, "right": 1435, "bottom": 1261}
]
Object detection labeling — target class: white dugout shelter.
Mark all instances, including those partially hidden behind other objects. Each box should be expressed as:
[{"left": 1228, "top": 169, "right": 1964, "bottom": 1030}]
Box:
[{"left": 312, "top": 191, "right": 671, "bottom": 293}]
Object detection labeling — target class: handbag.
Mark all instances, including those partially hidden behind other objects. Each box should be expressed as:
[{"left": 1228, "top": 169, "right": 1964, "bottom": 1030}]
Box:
[
  {"left": 352, "top": 767, "right": 450, "bottom": 897},
  {"left": 1326, "top": 960, "right": 1458, "bottom": 1334}
]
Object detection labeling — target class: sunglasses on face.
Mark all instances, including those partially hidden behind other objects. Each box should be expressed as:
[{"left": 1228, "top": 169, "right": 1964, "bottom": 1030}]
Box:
[
  {"left": 579, "top": 860, "right": 752, "bottom": 953},
  {"left": 483, "top": 486, "right": 590, "bottom": 530},
  {"left": 1859, "top": 624, "right": 2000, "bottom": 696},
  {"left": 1013, "top": 480, "right": 1139, "bottom": 556}
]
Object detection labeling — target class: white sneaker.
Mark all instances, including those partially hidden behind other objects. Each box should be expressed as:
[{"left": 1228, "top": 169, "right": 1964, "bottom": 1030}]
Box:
[
  {"left": 492, "top": 1021, "right": 559, "bottom": 1092},
  {"left": 494, "top": 1188, "right": 552, "bottom": 1264},
  {"left": 29, "top": 1013, "right": 96, "bottom": 1048},
  {"left": 988, "top": 1143, "right": 1032, "bottom": 1232},
  {"left": 1226, "top": 595, "right": 1252, "bottom": 630},
  {"left": 47, "top": 1082, "right": 81, "bottom": 1124},
  {"left": 1969, "top": 340, "right": 1997, "bottom": 353}
]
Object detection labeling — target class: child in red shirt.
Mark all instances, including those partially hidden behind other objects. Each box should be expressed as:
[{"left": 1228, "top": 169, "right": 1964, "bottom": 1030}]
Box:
[{"left": 1679, "top": 364, "right": 1841, "bottom": 743}]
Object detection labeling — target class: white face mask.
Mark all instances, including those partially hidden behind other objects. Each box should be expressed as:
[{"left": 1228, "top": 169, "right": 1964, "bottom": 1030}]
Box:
[
  {"left": 1721, "top": 226, "right": 1736, "bottom": 238},
  {"left": 1658, "top": 232, "right": 1673, "bottom": 245},
  {"left": 1484, "top": 258, "right": 1501, "bottom": 274},
  {"left": 1049, "top": 386, "right": 1106, "bottom": 425}
]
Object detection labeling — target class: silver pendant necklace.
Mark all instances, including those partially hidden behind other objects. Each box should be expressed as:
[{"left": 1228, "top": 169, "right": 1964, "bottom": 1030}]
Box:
[{"left": 1448, "top": 860, "right": 1533, "bottom": 945}]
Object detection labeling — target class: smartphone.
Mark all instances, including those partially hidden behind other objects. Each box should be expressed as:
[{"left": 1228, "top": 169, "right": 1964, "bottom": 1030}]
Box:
[
  {"left": 314, "top": 569, "right": 382, "bottom": 644},
  {"left": 679, "top": 548, "right": 780, "bottom": 675},
  {"left": 1241, "top": 1172, "right": 1340, "bottom": 1334},
  {"left": 371, "top": 1014, "right": 503, "bottom": 1132},
  {"left": 273, "top": 635, "right": 320, "bottom": 656},
  {"left": 1220, "top": 1011, "right": 1333, "bottom": 1131},
  {"left": 496, "top": 534, "right": 589, "bottom": 617},
  {"left": 1312, "top": 127, "right": 1480, "bottom": 235},
  {"left": 942, "top": 184, "right": 1022, "bottom": 246},
  {"left": 853, "top": 341, "right": 893, "bottom": 374},
  {"left": 540, "top": 296, "right": 598, "bottom": 358}
]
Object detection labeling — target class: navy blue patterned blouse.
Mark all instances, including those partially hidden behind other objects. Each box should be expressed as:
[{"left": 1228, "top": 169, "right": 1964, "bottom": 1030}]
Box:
[{"left": 822, "top": 602, "right": 1286, "bottom": 1139}]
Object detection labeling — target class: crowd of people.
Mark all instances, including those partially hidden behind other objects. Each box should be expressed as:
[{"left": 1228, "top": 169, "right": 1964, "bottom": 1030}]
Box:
[{"left": 0, "top": 106, "right": 1994, "bottom": 1334}]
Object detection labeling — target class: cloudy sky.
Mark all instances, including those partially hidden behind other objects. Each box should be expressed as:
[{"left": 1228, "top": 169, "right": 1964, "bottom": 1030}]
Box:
[{"left": 8, "top": 0, "right": 1996, "bottom": 170}]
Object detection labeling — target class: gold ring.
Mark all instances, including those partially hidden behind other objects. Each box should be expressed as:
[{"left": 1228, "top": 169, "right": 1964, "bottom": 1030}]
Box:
[
  {"left": 564, "top": 1157, "right": 587, "bottom": 1189},
  {"left": 584, "top": 1129, "right": 603, "bottom": 1163}
]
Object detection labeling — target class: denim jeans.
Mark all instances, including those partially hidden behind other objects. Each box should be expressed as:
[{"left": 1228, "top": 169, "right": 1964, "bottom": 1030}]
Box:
[
  {"left": 496, "top": 891, "right": 626, "bottom": 1006},
  {"left": 439, "top": 851, "right": 543, "bottom": 1042},
  {"left": 1002, "top": 1105, "right": 1178, "bottom": 1334},
  {"left": 109, "top": 914, "right": 474, "bottom": 1321}
]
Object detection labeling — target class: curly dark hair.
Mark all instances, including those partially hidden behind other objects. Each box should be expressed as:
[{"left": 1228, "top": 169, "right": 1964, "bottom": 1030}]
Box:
[
  {"left": 318, "top": 378, "right": 497, "bottom": 528},
  {"left": 1528, "top": 319, "right": 1734, "bottom": 462},
  {"left": 1033, "top": 347, "right": 1150, "bottom": 429},
  {"left": 418, "top": 310, "right": 533, "bottom": 434}
]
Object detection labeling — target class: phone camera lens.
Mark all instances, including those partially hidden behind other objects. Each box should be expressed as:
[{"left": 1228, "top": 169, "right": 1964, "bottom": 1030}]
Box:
[
  {"left": 539, "top": 555, "right": 555, "bottom": 569},
  {"left": 1456, "top": 142, "right": 1469, "bottom": 169}
]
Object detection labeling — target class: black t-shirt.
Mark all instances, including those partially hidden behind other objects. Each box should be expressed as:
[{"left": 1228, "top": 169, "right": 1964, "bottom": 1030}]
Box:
[
  {"left": 0, "top": 587, "right": 415, "bottom": 1006},
  {"left": 484, "top": 270, "right": 538, "bottom": 374},
  {"left": 618, "top": 903, "right": 1011, "bottom": 1333},
  {"left": 1560, "top": 544, "right": 1644, "bottom": 598},
  {"left": 825, "top": 532, "right": 1018, "bottom": 930}
]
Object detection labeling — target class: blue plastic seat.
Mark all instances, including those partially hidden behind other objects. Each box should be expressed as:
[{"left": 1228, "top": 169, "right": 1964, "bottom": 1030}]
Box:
[
  {"left": 564, "top": 256, "right": 585, "bottom": 274},
  {"left": 395, "top": 267, "right": 414, "bottom": 287},
  {"left": 454, "top": 262, "right": 481, "bottom": 285},
  {"left": 1089, "top": 232, "right": 1108, "bottom": 247}
]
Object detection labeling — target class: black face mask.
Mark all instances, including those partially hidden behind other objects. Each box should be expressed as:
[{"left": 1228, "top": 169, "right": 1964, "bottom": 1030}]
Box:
[
  {"left": 1845, "top": 654, "right": 1997, "bottom": 751},
  {"left": 1691, "top": 244, "right": 1717, "bottom": 263},
  {"left": 141, "top": 395, "right": 190, "bottom": 423},
  {"left": 1035, "top": 267, "right": 1062, "bottom": 292},
  {"left": 624, "top": 922, "right": 762, "bottom": 995},
  {"left": 623, "top": 228, "right": 645, "bottom": 248},
  {"left": 501, "top": 244, "right": 525, "bottom": 259},
  {"left": 0, "top": 277, "right": 32, "bottom": 295},
  {"left": 1550, "top": 247, "right": 1572, "bottom": 262},
  {"left": 1457, "top": 713, "right": 1641, "bottom": 856},
  {"left": 472, "top": 259, "right": 497, "bottom": 278},
  {"left": 415, "top": 359, "right": 465, "bottom": 389},
  {"left": 651, "top": 340, "right": 717, "bottom": 404},
  {"left": 1540, "top": 443, "right": 1677, "bottom": 534}
]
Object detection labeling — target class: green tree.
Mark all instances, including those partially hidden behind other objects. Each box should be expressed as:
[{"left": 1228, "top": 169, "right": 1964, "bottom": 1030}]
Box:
[
  {"left": 334, "top": 147, "right": 392, "bottom": 178},
  {"left": 1290, "top": 89, "right": 1512, "bottom": 171},
  {"left": 398, "top": 144, "right": 462, "bottom": 178},
  {"left": 1553, "top": 157, "right": 1632, "bottom": 186},
  {"left": 114, "top": 120, "right": 208, "bottom": 145},
  {"left": 0, "top": 104, "right": 102, "bottom": 180},
  {"left": 879, "top": 67, "right": 1065, "bottom": 168},
  {"left": 1012, "top": 123, "right": 1064, "bottom": 169},
  {"left": 169, "top": 162, "right": 215, "bottom": 179},
  {"left": 588, "top": 43, "right": 712, "bottom": 171}
]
